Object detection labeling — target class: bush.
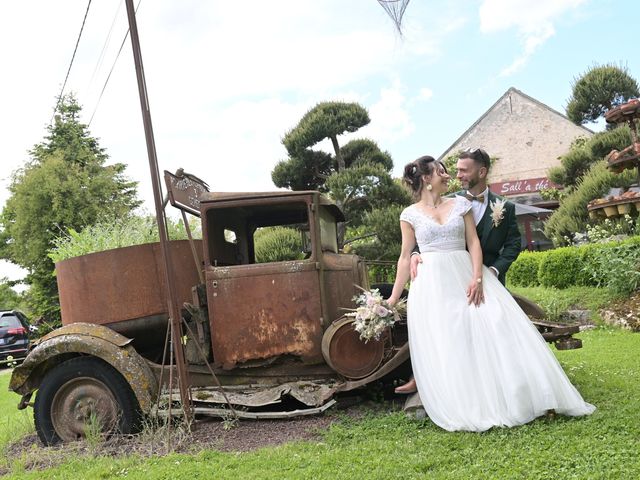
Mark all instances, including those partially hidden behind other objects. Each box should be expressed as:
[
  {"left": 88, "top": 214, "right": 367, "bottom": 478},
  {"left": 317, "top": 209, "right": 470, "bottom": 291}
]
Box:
[
  {"left": 516, "top": 236, "right": 640, "bottom": 294},
  {"left": 253, "top": 227, "right": 304, "bottom": 263},
  {"left": 49, "top": 214, "right": 197, "bottom": 262},
  {"left": 508, "top": 252, "right": 542, "bottom": 287},
  {"left": 583, "top": 236, "right": 640, "bottom": 295},
  {"left": 538, "top": 247, "right": 585, "bottom": 289}
]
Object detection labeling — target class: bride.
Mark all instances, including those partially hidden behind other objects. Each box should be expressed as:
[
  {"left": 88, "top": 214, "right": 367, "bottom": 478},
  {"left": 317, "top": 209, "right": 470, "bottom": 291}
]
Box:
[{"left": 387, "top": 155, "right": 595, "bottom": 432}]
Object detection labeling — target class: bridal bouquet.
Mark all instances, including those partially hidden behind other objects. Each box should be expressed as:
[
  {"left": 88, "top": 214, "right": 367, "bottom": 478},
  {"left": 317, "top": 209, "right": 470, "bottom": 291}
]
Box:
[{"left": 345, "top": 287, "right": 406, "bottom": 342}]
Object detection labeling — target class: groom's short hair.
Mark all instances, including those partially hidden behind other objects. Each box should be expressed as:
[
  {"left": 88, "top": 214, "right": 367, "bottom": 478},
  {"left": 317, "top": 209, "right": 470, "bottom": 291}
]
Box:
[{"left": 459, "top": 148, "right": 491, "bottom": 171}]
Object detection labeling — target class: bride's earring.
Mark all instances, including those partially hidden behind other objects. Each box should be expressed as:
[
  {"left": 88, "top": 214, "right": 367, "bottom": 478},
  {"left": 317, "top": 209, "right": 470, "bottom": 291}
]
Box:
[{"left": 426, "top": 184, "right": 433, "bottom": 191}]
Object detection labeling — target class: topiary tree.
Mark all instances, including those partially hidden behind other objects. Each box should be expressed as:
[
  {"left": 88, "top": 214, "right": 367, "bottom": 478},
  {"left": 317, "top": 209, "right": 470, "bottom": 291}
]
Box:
[
  {"left": 282, "top": 101, "right": 370, "bottom": 170},
  {"left": 273, "top": 101, "right": 406, "bottom": 250},
  {"left": 566, "top": 64, "right": 639, "bottom": 125},
  {"left": 325, "top": 163, "right": 410, "bottom": 227},
  {"left": 548, "top": 126, "right": 632, "bottom": 187},
  {"left": 544, "top": 160, "right": 635, "bottom": 245},
  {"left": 271, "top": 149, "right": 333, "bottom": 191}
]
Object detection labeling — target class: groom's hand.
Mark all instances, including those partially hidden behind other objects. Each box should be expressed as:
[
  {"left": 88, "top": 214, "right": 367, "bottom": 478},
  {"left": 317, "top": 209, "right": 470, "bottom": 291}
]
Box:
[{"left": 410, "top": 253, "right": 422, "bottom": 280}]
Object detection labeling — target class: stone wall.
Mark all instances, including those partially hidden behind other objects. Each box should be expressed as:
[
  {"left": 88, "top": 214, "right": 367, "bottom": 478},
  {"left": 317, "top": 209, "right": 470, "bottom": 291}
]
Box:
[{"left": 440, "top": 88, "right": 593, "bottom": 184}]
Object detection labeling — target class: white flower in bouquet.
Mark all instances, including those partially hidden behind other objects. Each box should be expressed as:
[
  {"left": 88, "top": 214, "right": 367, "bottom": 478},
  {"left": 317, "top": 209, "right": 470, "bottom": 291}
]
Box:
[{"left": 345, "top": 287, "right": 406, "bottom": 342}]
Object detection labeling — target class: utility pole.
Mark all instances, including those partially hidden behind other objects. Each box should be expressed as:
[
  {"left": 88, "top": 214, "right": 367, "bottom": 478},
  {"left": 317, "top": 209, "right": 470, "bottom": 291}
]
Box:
[{"left": 124, "top": 0, "right": 192, "bottom": 420}]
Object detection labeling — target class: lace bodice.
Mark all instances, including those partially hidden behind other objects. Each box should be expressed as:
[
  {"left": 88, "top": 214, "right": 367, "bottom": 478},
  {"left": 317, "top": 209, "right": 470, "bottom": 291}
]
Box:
[{"left": 400, "top": 196, "right": 473, "bottom": 253}]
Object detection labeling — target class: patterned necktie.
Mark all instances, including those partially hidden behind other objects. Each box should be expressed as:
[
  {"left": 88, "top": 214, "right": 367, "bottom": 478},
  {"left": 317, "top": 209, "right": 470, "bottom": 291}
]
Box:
[{"left": 464, "top": 192, "right": 485, "bottom": 203}]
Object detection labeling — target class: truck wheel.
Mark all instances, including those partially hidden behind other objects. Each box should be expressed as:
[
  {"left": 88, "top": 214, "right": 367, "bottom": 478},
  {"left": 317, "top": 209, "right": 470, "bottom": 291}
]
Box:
[{"left": 34, "top": 356, "right": 141, "bottom": 445}]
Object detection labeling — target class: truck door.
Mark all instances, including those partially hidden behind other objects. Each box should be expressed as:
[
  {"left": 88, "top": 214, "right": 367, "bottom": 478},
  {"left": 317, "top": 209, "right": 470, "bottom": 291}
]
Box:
[{"left": 203, "top": 198, "right": 324, "bottom": 369}]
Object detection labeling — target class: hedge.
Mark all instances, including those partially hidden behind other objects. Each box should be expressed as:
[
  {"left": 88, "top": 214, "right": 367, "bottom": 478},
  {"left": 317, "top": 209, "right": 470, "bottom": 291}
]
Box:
[
  {"left": 507, "top": 236, "right": 640, "bottom": 295},
  {"left": 507, "top": 252, "right": 542, "bottom": 287}
]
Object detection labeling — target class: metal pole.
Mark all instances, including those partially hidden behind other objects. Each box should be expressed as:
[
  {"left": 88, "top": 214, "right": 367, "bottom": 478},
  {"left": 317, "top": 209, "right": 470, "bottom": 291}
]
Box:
[{"left": 124, "top": 0, "right": 192, "bottom": 420}]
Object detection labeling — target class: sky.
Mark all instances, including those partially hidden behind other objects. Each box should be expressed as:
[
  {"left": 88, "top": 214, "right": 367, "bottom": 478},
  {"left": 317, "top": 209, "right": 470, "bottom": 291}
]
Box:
[{"left": 0, "top": 0, "right": 637, "bottom": 283}]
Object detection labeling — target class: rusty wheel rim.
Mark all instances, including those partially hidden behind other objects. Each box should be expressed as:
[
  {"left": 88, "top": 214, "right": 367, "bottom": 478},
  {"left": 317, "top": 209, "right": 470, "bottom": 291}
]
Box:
[{"left": 51, "top": 376, "right": 119, "bottom": 442}]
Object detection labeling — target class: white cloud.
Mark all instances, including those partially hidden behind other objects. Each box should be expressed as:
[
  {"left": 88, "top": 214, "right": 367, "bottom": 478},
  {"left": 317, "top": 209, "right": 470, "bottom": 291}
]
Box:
[
  {"left": 415, "top": 87, "right": 434, "bottom": 102},
  {"left": 1, "top": 0, "right": 463, "bottom": 215},
  {"left": 479, "top": 0, "right": 587, "bottom": 76}
]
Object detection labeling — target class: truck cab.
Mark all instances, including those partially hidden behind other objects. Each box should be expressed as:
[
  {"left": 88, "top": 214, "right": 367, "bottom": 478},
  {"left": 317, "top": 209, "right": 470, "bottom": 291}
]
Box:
[{"left": 200, "top": 191, "right": 367, "bottom": 370}]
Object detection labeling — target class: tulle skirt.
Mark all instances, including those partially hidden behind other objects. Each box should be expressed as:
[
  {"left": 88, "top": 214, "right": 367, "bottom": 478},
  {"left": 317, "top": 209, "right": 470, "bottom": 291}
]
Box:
[{"left": 408, "top": 250, "right": 595, "bottom": 432}]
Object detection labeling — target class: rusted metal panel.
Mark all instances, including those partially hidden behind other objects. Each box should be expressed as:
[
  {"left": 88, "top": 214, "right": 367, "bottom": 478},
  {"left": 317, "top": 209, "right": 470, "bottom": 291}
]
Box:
[
  {"left": 10, "top": 323, "right": 158, "bottom": 413},
  {"left": 337, "top": 342, "right": 410, "bottom": 392},
  {"left": 206, "top": 261, "right": 323, "bottom": 369},
  {"left": 56, "top": 240, "right": 202, "bottom": 327},
  {"left": 168, "top": 381, "right": 337, "bottom": 408},
  {"left": 156, "top": 399, "right": 337, "bottom": 420},
  {"left": 322, "top": 253, "right": 363, "bottom": 325},
  {"left": 164, "top": 170, "right": 209, "bottom": 217},
  {"left": 321, "top": 317, "right": 385, "bottom": 379}
]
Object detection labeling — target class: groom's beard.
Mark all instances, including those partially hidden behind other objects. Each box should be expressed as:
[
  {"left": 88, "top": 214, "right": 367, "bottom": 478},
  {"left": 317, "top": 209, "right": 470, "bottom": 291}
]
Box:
[{"left": 464, "top": 177, "right": 480, "bottom": 190}]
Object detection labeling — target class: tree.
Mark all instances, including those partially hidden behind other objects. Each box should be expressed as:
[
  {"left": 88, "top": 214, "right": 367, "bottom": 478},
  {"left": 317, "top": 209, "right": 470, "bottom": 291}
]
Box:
[
  {"left": 0, "top": 94, "right": 140, "bottom": 323},
  {"left": 271, "top": 149, "right": 333, "bottom": 191},
  {"left": 544, "top": 160, "right": 635, "bottom": 245},
  {"left": 325, "top": 163, "right": 410, "bottom": 226},
  {"left": 273, "top": 101, "right": 410, "bottom": 252},
  {"left": 566, "top": 64, "right": 639, "bottom": 125},
  {"left": 548, "top": 126, "right": 632, "bottom": 187},
  {"left": 0, "top": 278, "right": 26, "bottom": 312},
  {"left": 282, "top": 101, "right": 370, "bottom": 171}
]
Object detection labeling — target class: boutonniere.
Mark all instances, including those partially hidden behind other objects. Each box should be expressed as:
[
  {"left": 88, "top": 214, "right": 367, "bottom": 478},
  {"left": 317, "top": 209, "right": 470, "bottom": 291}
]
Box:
[{"left": 490, "top": 199, "right": 506, "bottom": 227}]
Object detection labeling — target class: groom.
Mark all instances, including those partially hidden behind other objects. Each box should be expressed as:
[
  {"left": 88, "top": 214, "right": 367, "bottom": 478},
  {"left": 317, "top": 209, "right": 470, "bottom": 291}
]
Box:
[{"left": 396, "top": 147, "right": 522, "bottom": 394}]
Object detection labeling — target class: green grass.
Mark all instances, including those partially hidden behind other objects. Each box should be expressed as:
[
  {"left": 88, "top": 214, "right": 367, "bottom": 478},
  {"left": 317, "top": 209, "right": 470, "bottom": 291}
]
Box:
[
  {"left": 508, "top": 285, "right": 619, "bottom": 322},
  {"left": 1, "top": 327, "right": 640, "bottom": 479},
  {"left": 0, "top": 371, "right": 35, "bottom": 460}
]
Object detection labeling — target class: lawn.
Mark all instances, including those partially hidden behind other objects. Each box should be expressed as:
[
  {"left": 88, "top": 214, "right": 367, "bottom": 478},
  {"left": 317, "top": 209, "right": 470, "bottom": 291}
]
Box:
[
  {"left": 0, "top": 370, "right": 33, "bottom": 455},
  {"left": 507, "top": 285, "right": 620, "bottom": 322},
  {"left": 1, "top": 325, "right": 639, "bottom": 479}
]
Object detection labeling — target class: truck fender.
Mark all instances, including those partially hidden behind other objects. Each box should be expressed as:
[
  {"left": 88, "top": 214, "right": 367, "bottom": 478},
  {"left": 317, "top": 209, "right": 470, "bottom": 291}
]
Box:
[{"left": 10, "top": 323, "right": 158, "bottom": 414}]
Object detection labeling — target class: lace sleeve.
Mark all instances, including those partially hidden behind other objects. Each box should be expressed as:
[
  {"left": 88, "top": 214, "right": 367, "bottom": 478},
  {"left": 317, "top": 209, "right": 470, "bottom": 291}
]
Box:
[
  {"left": 457, "top": 195, "right": 473, "bottom": 216},
  {"left": 400, "top": 206, "right": 414, "bottom": 226}
]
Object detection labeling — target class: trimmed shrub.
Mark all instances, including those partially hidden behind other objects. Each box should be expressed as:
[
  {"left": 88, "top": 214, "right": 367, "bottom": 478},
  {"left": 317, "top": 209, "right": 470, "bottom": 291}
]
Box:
[
  {"left": 538, "top": 247, "right": 585, "bottom": 289},
  {"left": 254, "top": 227, "right": 304, "bottom": 263},
  {"left": 508, "top": 251, "right": 543, "bottom": 287}
]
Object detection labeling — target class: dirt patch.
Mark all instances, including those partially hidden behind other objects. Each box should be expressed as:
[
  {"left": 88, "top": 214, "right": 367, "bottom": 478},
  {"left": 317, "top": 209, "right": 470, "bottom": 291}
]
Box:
[{"left": 600, "top": 290, "right": 640, "bottom": 331}]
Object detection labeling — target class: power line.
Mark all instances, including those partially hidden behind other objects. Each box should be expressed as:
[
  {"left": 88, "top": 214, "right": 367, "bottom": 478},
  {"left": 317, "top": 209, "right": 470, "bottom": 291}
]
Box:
[
  {"left": 87, "top": 0, "right": 123, "bottom": 91},
  {"left": 50, "top": 0, "right": 93, "bottom": 124},
  {"left": 88, "top": 0, "right": 142, "bottom": 126}
]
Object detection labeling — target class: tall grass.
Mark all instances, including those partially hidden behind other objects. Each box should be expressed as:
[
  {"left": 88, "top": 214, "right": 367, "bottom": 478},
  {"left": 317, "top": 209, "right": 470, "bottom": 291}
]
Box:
[
  {"left": 49, "top": 215, "right": 201, "bottom": 263},
  {"left": 0, "top": 372, "right": 34, "bottom": 469}
]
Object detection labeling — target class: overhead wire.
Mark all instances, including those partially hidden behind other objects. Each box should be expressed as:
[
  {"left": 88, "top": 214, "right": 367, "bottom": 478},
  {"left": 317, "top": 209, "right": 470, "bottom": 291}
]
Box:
[
  {"left": 50, "top": 0, "right": 93, "bottom": 124},
  {"left": 87, "top": 0, "right": 123, "bottom": 91},
  {"left": 88, "top": 0, "right": 143, "bottom": 126}
]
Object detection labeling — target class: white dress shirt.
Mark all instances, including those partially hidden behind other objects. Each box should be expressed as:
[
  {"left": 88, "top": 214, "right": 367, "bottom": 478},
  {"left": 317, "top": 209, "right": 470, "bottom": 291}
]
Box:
[{"left": 468, "top": 187, "right": 489, "bottom": 226}]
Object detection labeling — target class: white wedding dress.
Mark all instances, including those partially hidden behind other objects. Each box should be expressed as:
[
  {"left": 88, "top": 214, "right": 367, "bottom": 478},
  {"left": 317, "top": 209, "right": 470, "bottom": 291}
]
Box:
[{"left": 400, "top": 196, "right": 595, "bottom": 431}]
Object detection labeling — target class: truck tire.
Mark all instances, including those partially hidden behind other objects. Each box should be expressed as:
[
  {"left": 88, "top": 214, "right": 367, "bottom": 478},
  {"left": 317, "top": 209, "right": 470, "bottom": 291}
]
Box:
[{"left": 34, "top": 356, "right": 141, "bottom": 445}]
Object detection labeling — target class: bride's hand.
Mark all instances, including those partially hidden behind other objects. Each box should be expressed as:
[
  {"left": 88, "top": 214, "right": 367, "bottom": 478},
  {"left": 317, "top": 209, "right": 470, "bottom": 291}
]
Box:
[
  {"left": 387, "top": 296, "right": 398, "bottom": 307},
  {"left": 466, "top": 280, "right": 484, "bottom": 306}
]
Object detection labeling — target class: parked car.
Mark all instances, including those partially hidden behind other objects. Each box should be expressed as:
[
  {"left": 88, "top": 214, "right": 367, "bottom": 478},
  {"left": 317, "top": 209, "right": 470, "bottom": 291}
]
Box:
[{"left": 0, "top": 310, "right": 32, "bottom": 366}]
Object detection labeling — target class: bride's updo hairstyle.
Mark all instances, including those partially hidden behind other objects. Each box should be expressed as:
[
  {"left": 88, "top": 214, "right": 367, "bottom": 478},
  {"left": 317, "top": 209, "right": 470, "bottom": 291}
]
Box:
[{"left": 403, "top": 155, "right": 446, "bottom": 199}]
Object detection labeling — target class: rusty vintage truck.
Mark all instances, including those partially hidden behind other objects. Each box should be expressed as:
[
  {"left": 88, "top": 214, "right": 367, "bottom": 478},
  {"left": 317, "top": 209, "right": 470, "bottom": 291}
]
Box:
[{"left": 9, "top": 178, "right": 582, "bottom": 445}]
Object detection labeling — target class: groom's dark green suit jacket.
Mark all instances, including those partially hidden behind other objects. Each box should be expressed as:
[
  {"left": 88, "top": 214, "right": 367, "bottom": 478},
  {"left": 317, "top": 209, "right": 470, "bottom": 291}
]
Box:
[{"left": 462, "top": 190, "right": 522, "bottom": 285}]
